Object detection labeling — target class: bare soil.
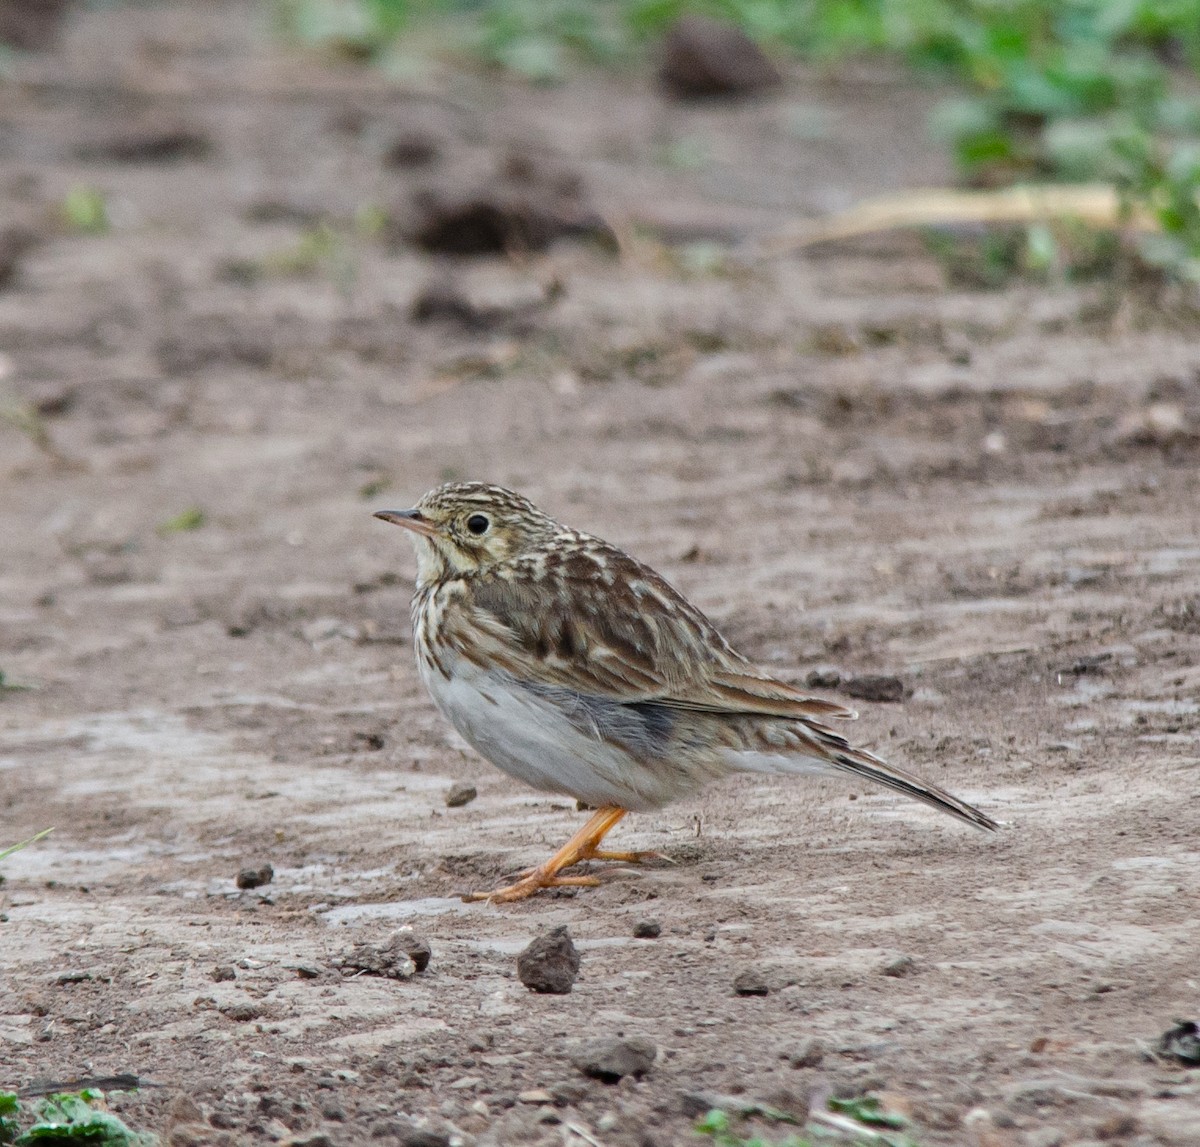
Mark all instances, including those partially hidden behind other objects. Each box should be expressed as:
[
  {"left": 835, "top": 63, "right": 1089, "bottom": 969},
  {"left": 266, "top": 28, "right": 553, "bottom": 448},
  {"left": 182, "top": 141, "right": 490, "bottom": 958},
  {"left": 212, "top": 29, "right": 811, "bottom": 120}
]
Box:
[{"left": 2, "top": 5, "right": 1199, "bottom": 1146}]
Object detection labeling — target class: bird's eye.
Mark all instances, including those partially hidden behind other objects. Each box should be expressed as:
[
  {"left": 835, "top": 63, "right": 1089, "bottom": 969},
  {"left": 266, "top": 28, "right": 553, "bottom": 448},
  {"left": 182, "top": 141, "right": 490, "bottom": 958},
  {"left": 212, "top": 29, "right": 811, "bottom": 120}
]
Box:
[{"left": 466, "top": 513, "right": 490, "bottom": 536}]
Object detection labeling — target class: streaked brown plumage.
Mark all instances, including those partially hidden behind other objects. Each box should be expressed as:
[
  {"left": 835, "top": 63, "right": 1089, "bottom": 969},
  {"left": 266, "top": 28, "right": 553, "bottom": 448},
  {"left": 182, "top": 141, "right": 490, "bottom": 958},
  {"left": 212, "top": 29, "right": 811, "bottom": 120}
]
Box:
[{"left": 375, "top": 482, "right": 997, "bottom": 903}]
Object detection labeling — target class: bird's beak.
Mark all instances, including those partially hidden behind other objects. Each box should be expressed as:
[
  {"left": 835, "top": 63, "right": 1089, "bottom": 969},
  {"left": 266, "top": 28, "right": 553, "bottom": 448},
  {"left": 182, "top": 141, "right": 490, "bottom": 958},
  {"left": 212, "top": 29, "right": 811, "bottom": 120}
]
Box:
[{"left": 373, "top": 509, "right": 437, "bottom": 538}]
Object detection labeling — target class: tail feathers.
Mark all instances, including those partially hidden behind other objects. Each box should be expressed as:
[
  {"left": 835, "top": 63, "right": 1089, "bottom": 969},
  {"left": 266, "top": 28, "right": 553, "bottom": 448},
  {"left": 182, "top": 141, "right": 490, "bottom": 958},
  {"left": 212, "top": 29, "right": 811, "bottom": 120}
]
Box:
[
  {"left": 830, "top": 746, "right": 998, "bottom": 831},
  {"left": 728, "top": 719, "right": 998, "bottom": 831}
]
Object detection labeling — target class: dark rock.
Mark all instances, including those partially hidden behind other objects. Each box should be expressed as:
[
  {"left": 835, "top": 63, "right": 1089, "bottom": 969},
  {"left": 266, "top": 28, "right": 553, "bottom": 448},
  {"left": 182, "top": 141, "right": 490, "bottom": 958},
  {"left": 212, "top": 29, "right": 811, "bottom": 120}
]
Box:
[
  {"left": 733, "top": 968, "right": 771, "bottom": 996},
  {"left": 443, "top": 780, "right": 478, "bottom": 808},
  {"left": 805, "top": 668, "right": 841, "bottom": 689},
  {"left": 844, "top": 675, "right": 906, "bottom": 703},
  {"left": 0, "top": 225, "right": 39, "bottom": 290},
  {"left": 517, "top": 925, "right": 580, "bottom": 995},
  {"left": 384, "top": 131, "right": 441, "bottom": 169},
  {"left": 881, "top": 955, "right": 915, "bottom": 977},
  {"left": 0, "top": 0, "right": 71, "bottom": 51},
  {"left": 221, "top": 1002, "right": 262, "bottom": 1022},
  {"left": 632, "top": 919, "right": 662, "bottom": 939},
  {"left": 74, "top": 118, "right": 211, "bottom": 164},
  {"left": 335, "top": 931, "right": 422, "bottom": 980},
  {"left": 1159, "top": 1019, "right": 1200, "bottom": 1065},
  {"left": 569, "top": 1036, "right": 656, "bottom": 1083},
  {"left": 236, "top": 864, "right": 274, "bottom": 890},
  {"left": 658, "top": 16, "right": 781, "bottom": 100},
  {"left": 210, "top": 965, "right": 236, "bottom": 983}
]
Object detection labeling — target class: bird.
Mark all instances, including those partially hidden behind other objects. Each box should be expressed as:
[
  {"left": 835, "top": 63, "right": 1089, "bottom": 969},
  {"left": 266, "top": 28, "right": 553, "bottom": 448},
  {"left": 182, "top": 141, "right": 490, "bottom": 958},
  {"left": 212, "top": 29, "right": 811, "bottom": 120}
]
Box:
[{"left": 374, "top": 481, "right": 997, "bottom": 903}]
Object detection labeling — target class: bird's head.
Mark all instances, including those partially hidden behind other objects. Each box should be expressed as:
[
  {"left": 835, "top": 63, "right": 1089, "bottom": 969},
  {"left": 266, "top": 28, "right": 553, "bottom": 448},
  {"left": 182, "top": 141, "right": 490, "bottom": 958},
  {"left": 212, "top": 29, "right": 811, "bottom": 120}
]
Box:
[{"left": 374, "top": 482, "right": 558, "bottom": 583}]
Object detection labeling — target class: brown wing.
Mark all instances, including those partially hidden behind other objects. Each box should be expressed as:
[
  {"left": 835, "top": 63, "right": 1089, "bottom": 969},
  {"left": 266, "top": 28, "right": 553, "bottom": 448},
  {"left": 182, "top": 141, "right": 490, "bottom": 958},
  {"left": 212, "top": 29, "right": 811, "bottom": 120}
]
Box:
[{"left": 451, "top": 535, "right": 855, "bottom": 723}]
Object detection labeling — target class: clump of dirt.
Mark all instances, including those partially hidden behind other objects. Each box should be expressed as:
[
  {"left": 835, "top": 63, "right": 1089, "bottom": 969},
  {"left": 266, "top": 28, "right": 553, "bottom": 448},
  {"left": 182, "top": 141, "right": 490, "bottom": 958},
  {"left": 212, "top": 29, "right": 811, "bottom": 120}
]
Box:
[
  {"left": 516, "top": 925, "right": 580, "bottom": 994},
  {"left": 658, "top": 15, "right": 782, "bottom": 99},
  {"left": 398, "top": 154, "right": 613, "bottom": 255}
]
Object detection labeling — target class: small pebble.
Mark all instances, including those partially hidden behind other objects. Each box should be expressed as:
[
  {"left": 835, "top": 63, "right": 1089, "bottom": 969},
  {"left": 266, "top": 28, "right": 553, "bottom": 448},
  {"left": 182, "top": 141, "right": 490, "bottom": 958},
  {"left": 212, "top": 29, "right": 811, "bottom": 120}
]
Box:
[
  {"left": 882, "top": 955, "right": 916, "bottom": 977},
  {"left": 517, "top": 1090, "right": 553, "bottom": 1105},
  {"left": 335, "top": 931, "right": 422, "bottom": 980},
  {"left": 633, "top": 918, "right": 662, "bottom": 939},
  {"left": 785, "top": 1037, "right": 824, "bottom": 1068},
  {"left": 805, "top": 668, "right": 841, "bottom": 688},
  {"left": 395, "top": 928, "right": 432, "bottom": 973},
  {"left": 236, "top": 863, "right": 274, "bottom": 890},
  {"left": 733, "top": 968, "right": 771, "bottom": 996},
  {"left": 210, "top": 965, "right": 236, "bottom": 983},
  {"left": 844, "top": 675, "right": 906, "bottom": 703},
  {"left": 445, "top": 781, "right": 477, "bottom": 808},
  {"left": 569, "top": 1036, "right": 656, "bottom": 1083}
]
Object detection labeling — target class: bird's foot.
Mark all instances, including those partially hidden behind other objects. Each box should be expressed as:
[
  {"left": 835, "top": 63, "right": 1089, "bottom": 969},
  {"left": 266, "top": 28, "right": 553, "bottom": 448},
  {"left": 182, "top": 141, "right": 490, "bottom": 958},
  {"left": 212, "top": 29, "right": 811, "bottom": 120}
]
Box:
[
  {"left": 460, "top": 870, "right": 601, "bottom": 904},
  {"left": 512, "top": 848, "right": 670, "bottom": 879},
  {"left": 580, "top": 847, "right": 673, "bottom": 866},
  {"left": 461, "top": 805, "right": 633, "bottom": 904}
]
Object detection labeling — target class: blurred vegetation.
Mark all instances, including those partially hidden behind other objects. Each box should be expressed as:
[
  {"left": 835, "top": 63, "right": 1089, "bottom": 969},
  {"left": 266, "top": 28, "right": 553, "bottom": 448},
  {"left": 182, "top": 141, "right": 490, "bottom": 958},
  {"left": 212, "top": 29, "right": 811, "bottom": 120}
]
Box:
[
  {"left": 60, "top": 185, "right": 109, "bottom": 234},
  {"left": 273, "top": 0, "right": 1200, "bottom": 282},
  {"left": 0, "top": 1089, "right": 154, "bottom": 1146}
]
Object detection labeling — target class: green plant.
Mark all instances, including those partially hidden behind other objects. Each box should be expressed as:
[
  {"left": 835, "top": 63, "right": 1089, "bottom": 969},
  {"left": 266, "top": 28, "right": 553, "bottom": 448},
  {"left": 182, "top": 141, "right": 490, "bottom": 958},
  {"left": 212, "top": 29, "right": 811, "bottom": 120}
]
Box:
[
  {"left": 156, "top": 508, "right": 206, "bottom": 536},
  {"left": 265, "top": 1, "right": 1200, "bottom": 282},
  {"left": 905, "top": 2, "right": 1200, "bottom": 279},
  {"left": 695, "top": 1095, "right": 921, "bottom": 1147},
  {"left": 1, "top": 1093, "right": 19, "bottom": 1145},
  {"left": 0, "top": 400, "right": 53, "bottom": 455},
  {"left": 0, "top": 1090, "right": 153, "bottom": 1147},
  {"left": 61, "top": 186, "right": 109, "bottom": 234},
  {"left": 0, "top": 829, "right": 53, "bottom": 864},
  {"left": 273, "top": 0, "right": 411, "bottom": 59},
  {"left": 0, "top": 670, "right": 33, "bottom": 695},
  {"left": 695, "top": 1108, "right": 813, "bottom": 1147}
]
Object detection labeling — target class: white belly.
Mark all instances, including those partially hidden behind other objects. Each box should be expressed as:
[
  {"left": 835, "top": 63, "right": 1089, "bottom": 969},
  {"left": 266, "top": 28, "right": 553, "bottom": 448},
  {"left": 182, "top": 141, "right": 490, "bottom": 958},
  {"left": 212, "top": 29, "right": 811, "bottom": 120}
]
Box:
[{"left": 418, "top": 655, "right": 697, "bottom": 811}]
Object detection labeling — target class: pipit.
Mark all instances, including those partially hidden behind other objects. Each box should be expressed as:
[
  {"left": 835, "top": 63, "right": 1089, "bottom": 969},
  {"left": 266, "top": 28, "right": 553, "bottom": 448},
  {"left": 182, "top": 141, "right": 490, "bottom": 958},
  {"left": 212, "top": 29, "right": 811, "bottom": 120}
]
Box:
[{"left": 375, "top": 482, "right": 996, "bottom": 903}]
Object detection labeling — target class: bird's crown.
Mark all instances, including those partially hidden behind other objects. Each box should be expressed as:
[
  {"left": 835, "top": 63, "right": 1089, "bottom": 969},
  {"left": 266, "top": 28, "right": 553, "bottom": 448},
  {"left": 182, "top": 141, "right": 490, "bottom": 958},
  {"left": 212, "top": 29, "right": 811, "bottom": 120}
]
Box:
[{"left": 376, "top": 481, "right": 560, "bottom": 581}]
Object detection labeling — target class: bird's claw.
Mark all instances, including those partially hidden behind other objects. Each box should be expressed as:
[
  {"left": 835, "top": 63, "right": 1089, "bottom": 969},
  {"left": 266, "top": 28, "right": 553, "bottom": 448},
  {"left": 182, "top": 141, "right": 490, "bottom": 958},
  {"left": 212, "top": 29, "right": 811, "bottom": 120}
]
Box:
[{"left": 459, "top": 872, "right": 602, "bottom": 904}]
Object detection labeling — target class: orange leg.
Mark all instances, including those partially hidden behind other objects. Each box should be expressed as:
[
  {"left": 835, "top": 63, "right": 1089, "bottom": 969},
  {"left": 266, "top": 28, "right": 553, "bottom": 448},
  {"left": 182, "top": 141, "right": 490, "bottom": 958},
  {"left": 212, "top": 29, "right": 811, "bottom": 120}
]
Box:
[{"left": 462, "top": 806, "right": 634, "bottom": 904}]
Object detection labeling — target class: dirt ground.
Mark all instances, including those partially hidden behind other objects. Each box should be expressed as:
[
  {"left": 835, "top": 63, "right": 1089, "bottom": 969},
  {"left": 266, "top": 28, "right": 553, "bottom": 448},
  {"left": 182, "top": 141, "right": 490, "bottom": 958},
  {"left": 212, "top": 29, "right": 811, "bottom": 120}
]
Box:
[{"left": 2, "top": 4, "right": 1199, "bottom": 1146}]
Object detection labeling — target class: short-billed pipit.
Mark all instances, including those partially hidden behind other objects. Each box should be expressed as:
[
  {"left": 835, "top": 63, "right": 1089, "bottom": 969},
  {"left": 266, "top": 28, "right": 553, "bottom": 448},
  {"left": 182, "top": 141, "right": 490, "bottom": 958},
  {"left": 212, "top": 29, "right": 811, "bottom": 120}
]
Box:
[{"left": 375, "top": 482, "right": 996, "bottom": 903}]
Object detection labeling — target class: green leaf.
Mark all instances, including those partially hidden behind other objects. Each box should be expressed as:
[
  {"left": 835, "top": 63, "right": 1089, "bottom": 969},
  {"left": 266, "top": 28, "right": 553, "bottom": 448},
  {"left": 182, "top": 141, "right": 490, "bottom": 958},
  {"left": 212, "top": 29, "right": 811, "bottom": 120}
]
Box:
[
  {"left": 15, "top": 1091, "right": 156, "bottom": 1146},
  {"left": 828, "top": 1094, "right": 909, "bottom": 1129},
  {"left": 156, "top": 508, "right": 206, "bottom": 536},
  {"left": 61, "top": 187, "right": 109, "bottom": 234},
  {"left": 0, "top": 828, "right": 54, "bottom": 864},
  {"left": 0, "top": 669, "right": 33, "bottom": 694}
]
